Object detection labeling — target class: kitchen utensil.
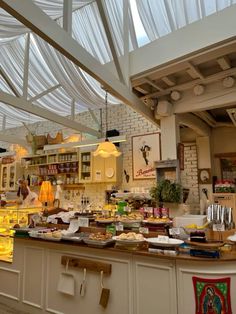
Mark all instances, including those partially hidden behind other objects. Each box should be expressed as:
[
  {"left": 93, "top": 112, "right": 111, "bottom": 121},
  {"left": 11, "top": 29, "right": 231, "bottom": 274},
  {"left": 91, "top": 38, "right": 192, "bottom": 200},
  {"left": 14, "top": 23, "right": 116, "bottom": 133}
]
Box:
[
  {"left": 80, "top": 268, "right": 86, "bottom": 297},
  {"left": 99, "top": 270, "right": 110, "bottom": 308},
  {"left": 57, "top": 259, "right": 75, "bottom": 296}
]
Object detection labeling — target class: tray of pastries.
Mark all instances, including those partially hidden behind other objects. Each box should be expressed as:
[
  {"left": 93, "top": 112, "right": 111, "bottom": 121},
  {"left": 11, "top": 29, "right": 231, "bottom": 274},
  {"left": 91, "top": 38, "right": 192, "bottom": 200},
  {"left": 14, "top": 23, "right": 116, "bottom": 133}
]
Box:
[{"left": 83, "top": 232, "right": 115, "bottom": 248}]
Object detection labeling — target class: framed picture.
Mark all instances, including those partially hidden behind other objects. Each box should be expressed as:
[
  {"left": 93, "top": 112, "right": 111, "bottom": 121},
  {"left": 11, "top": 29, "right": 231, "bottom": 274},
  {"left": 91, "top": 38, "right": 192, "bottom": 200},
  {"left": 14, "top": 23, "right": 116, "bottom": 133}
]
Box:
[
  {"left": 198, "top": 168, "right": 211, "bottom": 184},
  {"left": 132, "top": 132, "right": 161, "bottom": 180}
]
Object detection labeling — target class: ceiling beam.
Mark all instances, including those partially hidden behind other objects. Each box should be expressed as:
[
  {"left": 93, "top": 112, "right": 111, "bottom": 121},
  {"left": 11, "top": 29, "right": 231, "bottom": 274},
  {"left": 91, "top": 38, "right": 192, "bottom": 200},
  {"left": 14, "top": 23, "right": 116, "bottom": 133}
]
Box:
[
  {"left": 129, "top": 5, "right": 236, "bottom": 78},
  {"left": 0, "top": 66, "right": 20, "bottom": 97},
  {"left": 217, "top": 56, "right": 231, "bottom": 70},
  {"left": 178, "top": 113, "right": 211, "bottom": 136},
  {"left": 96, "top": 0, "right": 124, "bottom": 83},
  {"left": 186, "top": 62, "right": 204, "bottom": 80},
  {"left": 162, "top": 76, "right": 176, "bottom": 86},
  {"left": 63, "top": 0, "right": 72, "bottom": 35},
  {"left": 23, "top": 32, "right": 30, "bottom": 98},
  {"left": 193, "top": 111, "right": 217, "bottom": 128},
  {"left": 0, "top": 91, "right": 100, "bottom": 137},
  {"left": 143, "top": 78, "right": 163, "bottom": 91},
  {"left": 29, "top": 84, "right": 61, "bottom": 102},
  {"left": 0, "top": 133, "right": 28, "bottom": 147},
  {"left": 0, "top": 0, "right": 156, "bottom": 126},
  {"left": 88, "top": 109, "right": 101, "bottom": 129},
  {"left": 141, "top": 66, "right": 236, "bottom": 100},
  {"left": 174, "top": 87, "right": 236, "bottom": 114}
]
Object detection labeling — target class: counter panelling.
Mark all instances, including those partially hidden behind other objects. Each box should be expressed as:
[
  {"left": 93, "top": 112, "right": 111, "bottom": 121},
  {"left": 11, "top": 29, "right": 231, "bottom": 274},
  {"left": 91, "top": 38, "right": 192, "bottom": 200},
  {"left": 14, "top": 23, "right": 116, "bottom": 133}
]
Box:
[{"left": 0, "top": 238, "right": 236, "bottom": 314}]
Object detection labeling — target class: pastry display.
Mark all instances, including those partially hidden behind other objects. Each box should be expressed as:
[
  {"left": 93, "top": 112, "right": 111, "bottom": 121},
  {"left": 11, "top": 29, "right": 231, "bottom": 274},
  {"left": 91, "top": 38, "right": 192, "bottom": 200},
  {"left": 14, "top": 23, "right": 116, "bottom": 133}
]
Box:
[
  {"left": 115, "top": 232, "right": 144, "bottom": 241},
  {"left": 89, "top": 232, "right": 112, "bottom": 241},
  {"left": 144, "top": 217, "right": 171, "bottom": 224}
]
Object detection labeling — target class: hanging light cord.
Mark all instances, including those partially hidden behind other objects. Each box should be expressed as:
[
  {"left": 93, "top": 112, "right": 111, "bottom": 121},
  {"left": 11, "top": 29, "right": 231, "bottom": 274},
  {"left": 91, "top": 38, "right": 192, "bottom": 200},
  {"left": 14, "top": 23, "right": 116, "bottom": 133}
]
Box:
[{"left": 105, "top": 91, "right": 108, "bottom": 140}]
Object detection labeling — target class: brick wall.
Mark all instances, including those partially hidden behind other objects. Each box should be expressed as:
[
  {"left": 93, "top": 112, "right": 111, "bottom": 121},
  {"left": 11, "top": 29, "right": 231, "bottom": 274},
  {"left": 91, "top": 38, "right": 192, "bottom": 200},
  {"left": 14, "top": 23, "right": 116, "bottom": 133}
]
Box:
[
  {"left": 0, "top": 105, "right": 200, "bottom": 207},
  {"left": 180, "top": 143, "right": 199, "bottom": 206}
]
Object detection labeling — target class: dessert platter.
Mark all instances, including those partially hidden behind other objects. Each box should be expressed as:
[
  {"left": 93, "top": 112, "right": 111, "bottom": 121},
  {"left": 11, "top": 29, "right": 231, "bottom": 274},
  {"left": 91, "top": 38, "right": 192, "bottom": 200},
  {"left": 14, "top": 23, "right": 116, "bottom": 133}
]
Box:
[
  {"left": 83, "top": 232, "right": 115, "bottom": 248},
  {"left": 145, "top": 236, "right": 184, "bottom": 247},
  {"left": 29, "top": 228, "right": 62, "bottom": 241},
  {"left": 143, "top": 217, "right": 172, "bottom": 225}
]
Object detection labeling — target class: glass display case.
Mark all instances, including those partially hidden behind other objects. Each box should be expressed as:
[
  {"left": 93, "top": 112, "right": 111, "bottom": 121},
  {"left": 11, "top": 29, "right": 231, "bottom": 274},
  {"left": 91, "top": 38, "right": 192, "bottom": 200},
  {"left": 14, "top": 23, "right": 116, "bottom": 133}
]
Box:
[{"left": 0, "top": 206, "right": 42, "bottom": 263}]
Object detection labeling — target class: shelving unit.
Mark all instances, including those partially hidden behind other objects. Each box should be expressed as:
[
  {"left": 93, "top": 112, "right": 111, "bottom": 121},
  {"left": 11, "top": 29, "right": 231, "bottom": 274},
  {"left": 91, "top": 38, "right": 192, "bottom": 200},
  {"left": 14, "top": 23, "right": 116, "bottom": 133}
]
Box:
[
  {"left": 22, "top": 151, "right": 79, "bottom": 186},
  {"left": 0, "top": 162, "right": 22, "bottom": 191},
  {"left": 79, "top": 150, "right": 92, "bottom": 183}
]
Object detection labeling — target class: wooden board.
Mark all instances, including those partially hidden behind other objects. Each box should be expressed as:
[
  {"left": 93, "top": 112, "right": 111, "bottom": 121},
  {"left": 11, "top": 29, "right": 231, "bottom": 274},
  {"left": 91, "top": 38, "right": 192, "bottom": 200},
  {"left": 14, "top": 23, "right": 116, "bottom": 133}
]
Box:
[{"left": 61, "top": 256, "right": 112, "bottom": 274}]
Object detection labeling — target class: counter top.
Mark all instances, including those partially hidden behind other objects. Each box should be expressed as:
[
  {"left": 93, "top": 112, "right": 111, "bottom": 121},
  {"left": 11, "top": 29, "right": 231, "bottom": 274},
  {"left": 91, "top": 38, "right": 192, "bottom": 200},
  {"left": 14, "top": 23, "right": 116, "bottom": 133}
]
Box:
[{"left": 14, "top": 236, "right": 236, "bottom": 262}]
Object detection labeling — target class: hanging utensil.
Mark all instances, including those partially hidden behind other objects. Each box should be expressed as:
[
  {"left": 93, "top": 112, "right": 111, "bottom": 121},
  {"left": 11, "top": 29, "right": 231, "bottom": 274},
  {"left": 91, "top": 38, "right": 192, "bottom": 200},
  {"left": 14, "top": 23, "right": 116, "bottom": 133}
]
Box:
[
  {"left": 80, "top": 268, "right": 86, "bottom": 297},
  {"left": 99, "top": 270, "right": 110, "bottom": 308}
]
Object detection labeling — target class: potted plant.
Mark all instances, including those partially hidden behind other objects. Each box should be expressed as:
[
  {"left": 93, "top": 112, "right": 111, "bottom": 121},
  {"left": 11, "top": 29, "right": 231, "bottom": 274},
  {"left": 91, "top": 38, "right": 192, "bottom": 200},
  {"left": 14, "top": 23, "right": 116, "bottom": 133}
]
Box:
[{"left": 150, "top": 179, "right": 182, "bottom": 206}]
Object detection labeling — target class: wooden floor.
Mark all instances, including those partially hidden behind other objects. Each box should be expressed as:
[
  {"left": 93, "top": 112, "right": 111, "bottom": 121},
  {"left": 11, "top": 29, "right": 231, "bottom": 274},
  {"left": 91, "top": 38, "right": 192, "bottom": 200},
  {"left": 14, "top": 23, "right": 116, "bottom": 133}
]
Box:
[{"left": 0, "top": 302, "right": 29, "bottom": 314}]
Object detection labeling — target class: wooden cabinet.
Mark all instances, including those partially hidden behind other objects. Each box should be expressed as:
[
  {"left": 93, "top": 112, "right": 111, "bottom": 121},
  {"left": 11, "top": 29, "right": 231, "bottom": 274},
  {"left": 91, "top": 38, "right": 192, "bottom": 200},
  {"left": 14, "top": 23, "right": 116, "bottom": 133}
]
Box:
[
  {"left": 92, "top": 155, "right": 122, "bottom": 183},
  {"left": 79, "top": 150, "right": 92, "bottom": 183},
  {"left": 0, "top": 162, "right": 22, "bottom": 191}
]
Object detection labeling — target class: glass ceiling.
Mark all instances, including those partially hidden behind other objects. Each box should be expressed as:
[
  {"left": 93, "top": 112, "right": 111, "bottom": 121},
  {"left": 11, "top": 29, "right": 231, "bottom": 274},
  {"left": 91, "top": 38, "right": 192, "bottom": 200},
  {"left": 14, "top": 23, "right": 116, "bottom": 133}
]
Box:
[{"left": 0, "top": 0, "right": 235, "bottom": 130}]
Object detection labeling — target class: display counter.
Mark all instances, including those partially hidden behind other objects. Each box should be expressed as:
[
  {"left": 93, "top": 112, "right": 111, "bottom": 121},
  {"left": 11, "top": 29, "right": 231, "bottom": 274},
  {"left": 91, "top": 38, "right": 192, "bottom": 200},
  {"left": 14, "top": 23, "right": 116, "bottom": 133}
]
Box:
[
  {"left": 0, "top": 206, "right": 42, "bottom": 262},
  {"left": 0, "top": 237, "right": 236, "bottom": 314}
]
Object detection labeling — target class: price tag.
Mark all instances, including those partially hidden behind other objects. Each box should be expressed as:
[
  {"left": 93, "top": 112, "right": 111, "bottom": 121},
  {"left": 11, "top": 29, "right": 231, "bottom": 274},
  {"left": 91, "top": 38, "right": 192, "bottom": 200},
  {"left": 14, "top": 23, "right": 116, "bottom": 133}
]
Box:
[
  {"left": 213, "top": 223, "right": 225, "bottom": 232},
  {"left": 115, "top": 224, "right": 124, "bottom": 231},
  {"left": 139, "top": 227, "right": 149, "bottom": 234},
  {"left": 78, "top": 217, "right": 89, "bottom": 227},
  {"left": 169, "top": 228, "right": 180, "bottom": 236}
]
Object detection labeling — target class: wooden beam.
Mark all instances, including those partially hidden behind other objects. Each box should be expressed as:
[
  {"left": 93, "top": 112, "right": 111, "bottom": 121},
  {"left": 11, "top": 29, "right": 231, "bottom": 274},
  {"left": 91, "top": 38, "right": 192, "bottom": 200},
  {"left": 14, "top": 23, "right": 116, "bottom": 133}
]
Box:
[
  {"left": 141, "top": 66, "right": 236, "bottom": 100},
  {"left": 134, "top": 86, "right": 149, "bottom": 95},
  {"left": 88, "top": 109, "right": 101, "bottom": 129},
  {"left": 193, "top": 112, "right": 217, "bottom": 128},
  {"left": 162, "top": 76, "right": 176, "bottom": 86},
  {"left": 0, "top": 91, "right": 100, "bottom": 137},
  {"left": 186, "top": 62, "right": 204, "bottom": 80},
  {"left": 29, "top": 84, "right": 61, "bottom": 102},
  {"left": 23, "top": 32, "right": 30, "bottom": 98},
  {"left": 0, "top": 0, "right": 156, "bottom": 125},
  {"left": 0, "top": 66, "right": 20, "bottom": 97},
  {"left": 178, "top": 113, "right": 211, "bottom": 136},
  {"left": 143, "top": 78, "right": 163, "bottom": 91},
  {"left": 63, "top": 0, "right": 72, "bottom": 35},
  {"left": 1, "top": 115, "right": 6, "bottom": 131},
  {"left": 217, "top": 56, "right": 231, "bottom": 70},
  {"left": 96, "top": 0, "right": 124, "bottom": 83},
  {"left": 129, "top": 5, "right": 236, "bottom": 78},
  {"left": 174, "top": 87, "right": 236, "bottom": 114},
  {"left": 0, "top": 133, "right": 28, "bottom": 147}
]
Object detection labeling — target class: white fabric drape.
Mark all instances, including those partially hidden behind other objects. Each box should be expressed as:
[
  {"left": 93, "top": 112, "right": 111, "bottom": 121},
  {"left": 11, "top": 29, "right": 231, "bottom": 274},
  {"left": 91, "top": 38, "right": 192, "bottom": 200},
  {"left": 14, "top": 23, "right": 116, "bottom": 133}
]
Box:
[
  {"left": 136, "top": 0, "right": 236, "bottom": 42},
  {"left": 0, "top": 0, "right": 236, "bottom": 130}
]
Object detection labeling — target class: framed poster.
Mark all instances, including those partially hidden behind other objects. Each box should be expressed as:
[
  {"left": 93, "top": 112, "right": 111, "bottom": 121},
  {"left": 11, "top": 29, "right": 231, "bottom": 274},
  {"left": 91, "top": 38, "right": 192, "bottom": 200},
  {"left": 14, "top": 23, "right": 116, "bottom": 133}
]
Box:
[{"left": 132, "top": 132, "right": 161, "bottom": 180}]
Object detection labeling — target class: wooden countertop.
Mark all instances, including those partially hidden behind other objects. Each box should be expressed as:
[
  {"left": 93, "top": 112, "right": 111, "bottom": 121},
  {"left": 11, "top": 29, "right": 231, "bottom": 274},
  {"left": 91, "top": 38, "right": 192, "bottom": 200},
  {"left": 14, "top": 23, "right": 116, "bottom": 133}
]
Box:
[{"left": 14, "top": 236, "right": 236, "bottom": 262}]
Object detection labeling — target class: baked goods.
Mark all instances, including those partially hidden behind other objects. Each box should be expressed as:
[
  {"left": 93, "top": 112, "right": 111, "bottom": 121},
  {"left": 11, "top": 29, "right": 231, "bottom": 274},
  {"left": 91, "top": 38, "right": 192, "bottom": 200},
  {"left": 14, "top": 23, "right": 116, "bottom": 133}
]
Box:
[
  {"left": 116, "top": 232, "right": 144, "bottom": 241},
  {"left": 89, "top": 232, "right": 112, "bottom": 241}
]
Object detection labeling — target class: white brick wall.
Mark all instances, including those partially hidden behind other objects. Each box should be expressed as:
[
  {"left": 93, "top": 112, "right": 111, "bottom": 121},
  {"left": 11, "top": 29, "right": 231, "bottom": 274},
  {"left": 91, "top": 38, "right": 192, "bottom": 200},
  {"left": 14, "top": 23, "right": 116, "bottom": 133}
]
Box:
[
  {"left": 0, "top": 105, "right": 199, "bottom": 207},
  {"left": 180, "top": 143, "right": 199, "bottom": 205}
]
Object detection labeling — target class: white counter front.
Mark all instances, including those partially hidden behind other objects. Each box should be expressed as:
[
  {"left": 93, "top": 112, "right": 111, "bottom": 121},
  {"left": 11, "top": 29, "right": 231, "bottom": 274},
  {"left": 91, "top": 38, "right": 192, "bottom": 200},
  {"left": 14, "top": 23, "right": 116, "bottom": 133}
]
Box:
[{"left": 0, "top": 238, "right": 235, "bottom": 314}]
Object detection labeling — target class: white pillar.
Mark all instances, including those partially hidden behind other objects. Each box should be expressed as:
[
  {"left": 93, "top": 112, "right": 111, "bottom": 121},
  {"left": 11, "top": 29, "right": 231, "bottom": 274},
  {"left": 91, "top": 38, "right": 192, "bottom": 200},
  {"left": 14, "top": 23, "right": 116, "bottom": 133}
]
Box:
[{"left": 160, "top": 115, "right": 180, "bottom": 160}]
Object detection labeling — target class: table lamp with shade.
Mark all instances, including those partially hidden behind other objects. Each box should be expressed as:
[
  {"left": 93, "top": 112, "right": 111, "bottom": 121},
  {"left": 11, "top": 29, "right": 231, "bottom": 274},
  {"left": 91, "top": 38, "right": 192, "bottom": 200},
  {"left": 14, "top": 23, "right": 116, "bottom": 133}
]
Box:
[{"left": 38, "top": 181, "right": 54, "bottom": 210}]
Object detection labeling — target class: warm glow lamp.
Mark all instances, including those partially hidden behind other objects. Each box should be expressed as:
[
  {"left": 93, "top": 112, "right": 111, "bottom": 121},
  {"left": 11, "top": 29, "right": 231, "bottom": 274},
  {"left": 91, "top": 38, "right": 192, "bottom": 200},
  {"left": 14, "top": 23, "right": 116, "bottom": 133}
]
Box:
[
  {"left": 38, "top": 181, "right": 54, "bottom": 207},
  {"left": 93, "top": 91, "right": 121, "bottom": 158}
]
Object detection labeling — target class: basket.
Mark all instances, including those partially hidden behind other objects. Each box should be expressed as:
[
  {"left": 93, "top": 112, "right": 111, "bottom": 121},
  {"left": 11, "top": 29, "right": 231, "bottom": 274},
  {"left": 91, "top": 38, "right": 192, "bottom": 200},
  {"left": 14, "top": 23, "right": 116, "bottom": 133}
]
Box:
[
  {"left": 47, "top": 132, "right": 63, "bottom": 145},
  {"left": 34, "top": 135, "right": 47, "bottom": 149}
]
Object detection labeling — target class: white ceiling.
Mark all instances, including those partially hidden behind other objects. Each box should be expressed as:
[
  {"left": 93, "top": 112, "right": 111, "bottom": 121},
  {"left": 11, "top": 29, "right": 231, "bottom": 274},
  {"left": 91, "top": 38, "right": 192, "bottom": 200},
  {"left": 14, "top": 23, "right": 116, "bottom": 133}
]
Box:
[{"left": 0, "top": 0, "right": 235, "bottom": 131}]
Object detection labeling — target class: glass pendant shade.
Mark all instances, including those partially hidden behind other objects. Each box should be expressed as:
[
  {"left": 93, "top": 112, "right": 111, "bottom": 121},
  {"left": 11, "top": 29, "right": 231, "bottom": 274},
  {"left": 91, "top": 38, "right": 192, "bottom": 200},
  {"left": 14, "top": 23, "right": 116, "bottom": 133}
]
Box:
[{"left": 93, "top": 139, "right": 121, "bottom": 158}]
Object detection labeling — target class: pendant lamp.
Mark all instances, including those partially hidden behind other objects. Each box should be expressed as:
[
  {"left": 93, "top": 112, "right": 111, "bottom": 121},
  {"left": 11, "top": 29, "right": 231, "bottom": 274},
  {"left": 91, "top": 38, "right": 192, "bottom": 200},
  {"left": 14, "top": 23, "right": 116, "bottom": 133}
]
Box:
[{"left": 93, "top": 91, "right": 121, "bottom": 158}]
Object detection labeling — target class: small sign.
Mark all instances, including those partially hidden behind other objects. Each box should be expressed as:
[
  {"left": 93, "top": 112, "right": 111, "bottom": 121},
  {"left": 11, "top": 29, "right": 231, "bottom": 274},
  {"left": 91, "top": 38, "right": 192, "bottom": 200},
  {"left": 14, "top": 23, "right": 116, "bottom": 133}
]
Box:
[
  {"left": 139, "top": 227, "right": 149, "bottom": 234},
  {"left": 213, "top": 223, "right": 225, "bottom": 232},
  {"left": 78, "top": 217, "right": 89, "bottom": 227},
  {"left": 115, "top": 224, "right": 124, "bottom": 231}
]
